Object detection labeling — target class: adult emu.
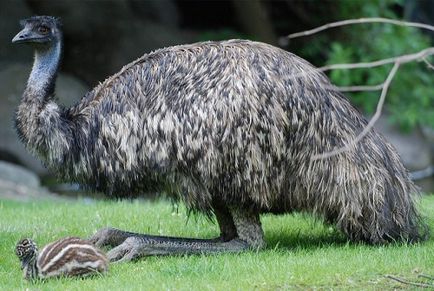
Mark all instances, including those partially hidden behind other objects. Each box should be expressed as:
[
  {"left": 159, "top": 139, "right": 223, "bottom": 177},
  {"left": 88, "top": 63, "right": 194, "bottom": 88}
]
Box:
[{"left": 13, "top": 16, "right": 426, "bottom": 261}]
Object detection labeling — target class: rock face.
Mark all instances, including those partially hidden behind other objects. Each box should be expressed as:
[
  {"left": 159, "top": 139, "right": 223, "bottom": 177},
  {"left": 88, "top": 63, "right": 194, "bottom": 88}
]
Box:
[
  {"left": 375, "top": 116, "right": 432, "bottom": 171},
  {"left": 0, "top": 0, "right": 33, "bottom": 66},
  {"left": 0, "top": 63, "right": 88, "bottom": 174},
  {"left": 27, "top": 0, "right": 192, "bottom": 85},
  {"left": 421, "top": 125, "right": 434, "bottom": 153},
  {"left": 0, "top": 160, "right": 59, "bottom": 201},
  {"left": 375, "top": 115, "right": 434, "bottom": 192},
  {"left": 0, "top": 160, "right": 39, "bottom": 188}
]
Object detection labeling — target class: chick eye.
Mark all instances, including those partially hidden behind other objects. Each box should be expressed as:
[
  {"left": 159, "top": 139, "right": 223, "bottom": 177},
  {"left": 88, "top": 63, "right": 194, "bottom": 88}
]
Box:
[{"left": 38, "top": 26, "right": 49, "bottom": 34}]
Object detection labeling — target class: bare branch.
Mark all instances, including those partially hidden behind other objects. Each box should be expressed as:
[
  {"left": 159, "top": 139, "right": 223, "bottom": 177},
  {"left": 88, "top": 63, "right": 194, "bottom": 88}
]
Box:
[
  {"left": 306, "top": 48, "right": 434, "bottom": 160},
  {"left": 311, "top": 62, "right": 400, "bottom": 161},
  {"left": 319, "top": 47, "right": 434, "bottom": 72},
  {"left": 335, "top": 83, "right": 384, "bottom": 92},
  {"left": 277, "top": 47, "right": 433, "bottom": 85},
  {"left": 282, "top": 17, "right": 434, "bottom": 161},
  {"left": 286, "top": 17, "right": 434, "bottom": 39},
  {"left": 327, "top": 50, "right": 434, "bottom": 92},
  {"left": 385, "top": 275, "right": 434, "bottom": 288}
]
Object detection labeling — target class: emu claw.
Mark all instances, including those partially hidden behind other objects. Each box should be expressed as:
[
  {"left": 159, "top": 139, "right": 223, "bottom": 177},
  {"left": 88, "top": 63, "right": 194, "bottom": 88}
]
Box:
[{"left": 107, "top": 237, "right": 144, "bottom": 262}]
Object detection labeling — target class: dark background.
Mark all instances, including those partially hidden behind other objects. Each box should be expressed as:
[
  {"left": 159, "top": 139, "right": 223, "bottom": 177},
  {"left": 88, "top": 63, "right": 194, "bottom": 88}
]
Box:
[{"left": 1, "top": 0, "right": 344, "bottom": 86}]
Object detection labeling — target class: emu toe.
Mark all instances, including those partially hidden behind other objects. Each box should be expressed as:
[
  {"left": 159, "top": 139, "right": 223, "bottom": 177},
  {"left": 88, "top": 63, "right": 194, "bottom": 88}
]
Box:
[{"left": 107, "top": 237, "right": 149, "bottom": 262}]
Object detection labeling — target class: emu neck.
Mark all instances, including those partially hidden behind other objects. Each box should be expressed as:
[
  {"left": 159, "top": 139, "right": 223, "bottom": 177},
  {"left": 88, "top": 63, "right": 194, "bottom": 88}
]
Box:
[
  {"left": 22, "top": 253, "right": 39, "bottom": 280},
  {"left": 16, "top": 37, "right": 73, "bottom": 167},
  {"left": 26, "top": 41, "right": 62, "bottom": 101}
]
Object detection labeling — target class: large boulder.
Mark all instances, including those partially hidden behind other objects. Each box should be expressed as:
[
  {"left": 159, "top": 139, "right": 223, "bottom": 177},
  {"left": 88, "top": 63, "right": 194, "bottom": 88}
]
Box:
[
  {"left": 0, "top": 63, "right": 89, "bottom": 174},
  {"left": 0, "top": 160, "right": 60, "bottom": 201},
  {"left": 0, "top": 160, "right": 39, "bottom": 188}
]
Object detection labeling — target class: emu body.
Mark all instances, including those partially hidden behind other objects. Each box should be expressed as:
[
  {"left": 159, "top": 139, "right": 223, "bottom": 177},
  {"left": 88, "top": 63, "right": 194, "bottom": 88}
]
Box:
[
  {"left": 13, "top": 16, "right": 426, "bottom": 261},
  {"left": 15, "top": 237, "right": 108, "bottom": 279}
]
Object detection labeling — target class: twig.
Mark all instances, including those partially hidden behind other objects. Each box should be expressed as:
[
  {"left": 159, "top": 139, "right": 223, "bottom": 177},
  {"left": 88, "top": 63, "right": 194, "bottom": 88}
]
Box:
[
  {"left": 422, "top": 57, "right": 434, "bottom": 70},
  {"left": 335, "top": 83, "right": 385, "bottom": 92},
  {"left": 385, "top": 275, "right": 434, "bottom": 288},
  {"left": 419, "top": 274, "right": 434, "bottom": 281},
  {"left": 287, "top": 17, "right": 434, "bottom": 39},
  {"left": 319, "top": 47, "right": 434, "bottom": 72},
  {"left": 311, "top": 62, "right": 400, "bottom": 161}
]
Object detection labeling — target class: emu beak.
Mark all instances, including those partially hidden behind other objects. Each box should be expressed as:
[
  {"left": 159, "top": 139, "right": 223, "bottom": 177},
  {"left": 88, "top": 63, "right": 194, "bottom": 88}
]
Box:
[
  {"left": 18, "top": 252, "right": 33, "bottom": 270},
  {"left": 12, "top": 28, "right": 30, "bottom": 43},
  {"left": 12, "top": 28, "right": 40, "bottom": 44}
]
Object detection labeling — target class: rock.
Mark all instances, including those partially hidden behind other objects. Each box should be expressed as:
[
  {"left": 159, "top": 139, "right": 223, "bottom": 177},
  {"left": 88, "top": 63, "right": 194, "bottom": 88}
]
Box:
[
  {"left": 27, "top": 0, "right": 192, "bottom": 85},
  {"left": 0, "top": 160, "right": 62, "bottom": 201},
  {"left": 111, "top": 19, "right": 193, "bottom": 75},
  {"left": 56, "top": 73, "right": 90, "bottom": 107},
  {"left": 0, "top": 160, "right": 39, "bottom": 188},
  {"left": 0, "top": 179, "right": 61, "bottom": 201},
  {"left": 375, "top": 115, "right": 432, "bottom": 171},
  {"left": 0, "top": 0, "right": 33, "bottom": 66},
  {"left": 0, "top": 63, "right": 89, "bottom": 174},
  {"left": 130, "top": 0, "right": 180, "bottom": 28},
  {"left": 420, "top": 125, "right": 434, "bottom": 153},
  {"left": 375, "top": 115, "right": 434, "bottom": 192}
]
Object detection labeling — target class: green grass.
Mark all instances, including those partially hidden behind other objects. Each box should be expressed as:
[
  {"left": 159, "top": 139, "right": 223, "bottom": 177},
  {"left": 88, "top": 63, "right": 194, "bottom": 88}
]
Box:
[{"left": 1, "top": 195, "right": 433, "bottom": 290}]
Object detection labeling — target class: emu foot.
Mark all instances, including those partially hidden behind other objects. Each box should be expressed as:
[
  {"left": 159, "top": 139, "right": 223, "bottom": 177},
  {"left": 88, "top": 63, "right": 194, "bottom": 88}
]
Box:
[
  {"left": 106, "top": 237, "right": 152, "bottom": 262},
  {"left": 89, "top": 207, "right": 265, "bottom": 262},
  {"left": 106, "top": 236, "right": 249, "bottom": 262},
  {"left": 89, "top": 227, "right": 249, "bottom": 262}
]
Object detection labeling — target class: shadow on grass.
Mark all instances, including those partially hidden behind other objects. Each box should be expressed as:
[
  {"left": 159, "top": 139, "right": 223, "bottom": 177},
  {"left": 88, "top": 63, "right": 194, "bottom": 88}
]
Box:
[
  {"left": 265, "top": 229, "right": 349, "bottom": 252},
  {"left": 264, "top": 227, "right": 432, "bottom": 253},
  {"left": 259, "top": 212, "right": 350, "bottom": 251}
]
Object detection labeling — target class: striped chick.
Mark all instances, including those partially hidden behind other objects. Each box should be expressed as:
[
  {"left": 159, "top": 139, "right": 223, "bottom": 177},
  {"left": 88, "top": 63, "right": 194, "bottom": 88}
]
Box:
[{"left": 16, "top": 237, "right": 108, "bottom": 280}]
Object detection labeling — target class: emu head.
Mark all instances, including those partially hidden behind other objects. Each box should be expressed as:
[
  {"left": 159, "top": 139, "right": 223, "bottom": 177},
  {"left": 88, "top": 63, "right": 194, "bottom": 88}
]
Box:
[
  {"left": 12, "top": 16, "right": 62, "bottom": 47},
  {"left": 15, "top": 238, "right": 38, "bottom": 270}
]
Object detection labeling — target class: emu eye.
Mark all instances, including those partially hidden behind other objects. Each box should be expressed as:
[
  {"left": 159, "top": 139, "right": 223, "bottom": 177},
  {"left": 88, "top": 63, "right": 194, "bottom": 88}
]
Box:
[{"left": 38, "top": 26, "right": 49, "bottom": 34}]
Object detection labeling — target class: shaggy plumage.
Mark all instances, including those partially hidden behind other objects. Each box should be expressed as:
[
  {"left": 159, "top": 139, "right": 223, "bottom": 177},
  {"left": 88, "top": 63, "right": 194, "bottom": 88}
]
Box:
[{"left": 13, "top": 16, "right": 427, "bottom": 259}]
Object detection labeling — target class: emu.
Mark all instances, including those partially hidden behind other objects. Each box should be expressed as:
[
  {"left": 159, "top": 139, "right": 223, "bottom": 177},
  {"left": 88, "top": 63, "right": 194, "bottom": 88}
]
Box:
[
  {"left": 16, "top": 237, "right": 108, "bottom": 279},
  {"left": 12, "top": 16, "right": 426, "bottom": 262}
]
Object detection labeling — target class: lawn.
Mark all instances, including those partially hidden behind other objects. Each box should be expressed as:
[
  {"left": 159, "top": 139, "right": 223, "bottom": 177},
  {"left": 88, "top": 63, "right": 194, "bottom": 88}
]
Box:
[{"left": 1, "top": 195, "right": 433, "bottom": 290}]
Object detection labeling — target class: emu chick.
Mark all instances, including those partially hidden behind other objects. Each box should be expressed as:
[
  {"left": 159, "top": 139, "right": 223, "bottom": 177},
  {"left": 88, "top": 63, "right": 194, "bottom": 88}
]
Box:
[{"left": 16, "top": 237, "right": 108, "bottom": 280}]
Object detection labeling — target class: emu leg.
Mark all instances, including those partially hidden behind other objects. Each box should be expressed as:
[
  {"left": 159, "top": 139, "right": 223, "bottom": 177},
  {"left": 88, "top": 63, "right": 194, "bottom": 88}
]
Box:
[
  {"left": 230, "top": 208, "right": 266, "bottom": 249},
  {"left": 89, "top": 208, "right": 265, "bottom": 262},
  {"left": 89, "top": 203, "right": 237, "bottom": 247},
  {"left": 213, "top": 201, "right": 237, "bottom": 242}
]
